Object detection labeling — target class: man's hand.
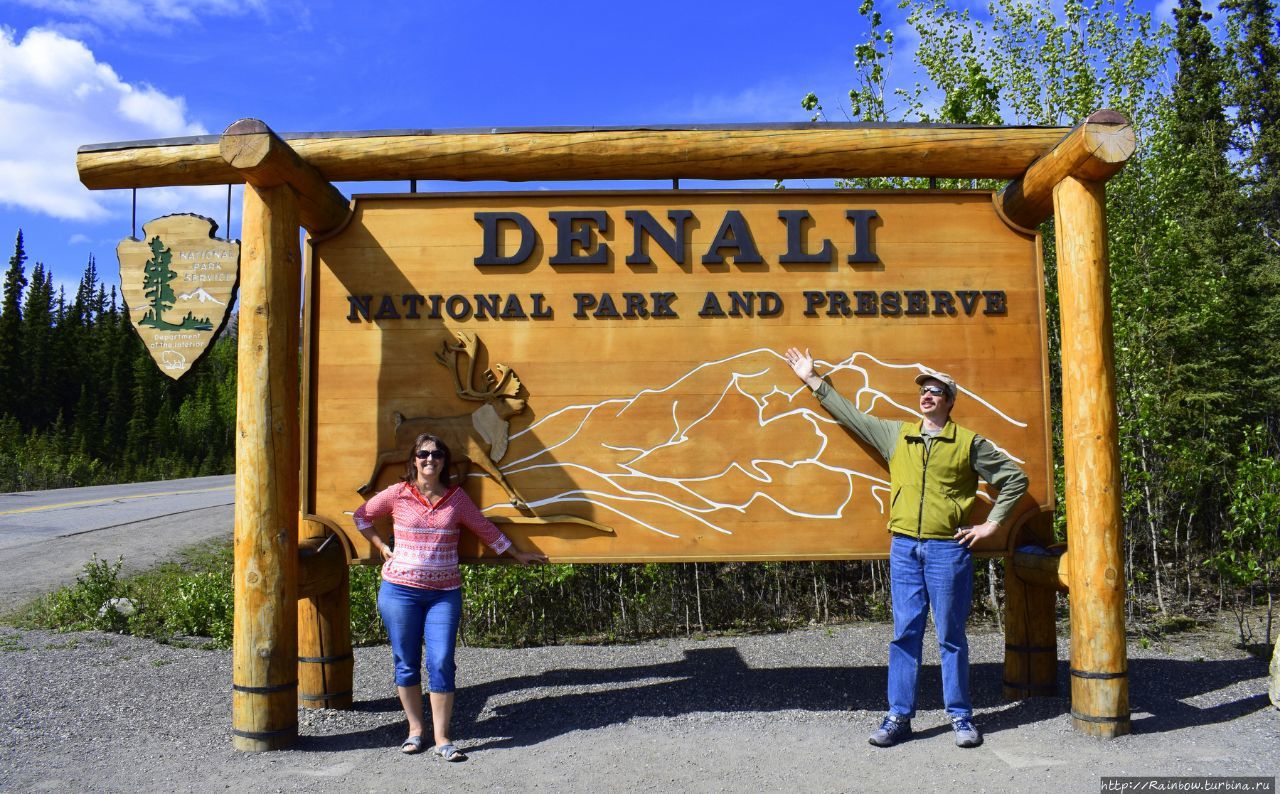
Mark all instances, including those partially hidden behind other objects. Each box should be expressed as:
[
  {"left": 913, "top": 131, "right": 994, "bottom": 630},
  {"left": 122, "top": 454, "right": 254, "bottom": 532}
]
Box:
[
  {"left": 784, "top": 347, "right": 824, "bottom": 390},
  {"left": 955, "top": 520, "right": 1000, "bottom": 548}
]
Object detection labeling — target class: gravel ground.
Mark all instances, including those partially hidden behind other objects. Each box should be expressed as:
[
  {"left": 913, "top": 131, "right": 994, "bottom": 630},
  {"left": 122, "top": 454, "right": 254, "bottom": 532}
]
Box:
[{"left": 0, "top": 620, "right": 1275, "bottom": 793}]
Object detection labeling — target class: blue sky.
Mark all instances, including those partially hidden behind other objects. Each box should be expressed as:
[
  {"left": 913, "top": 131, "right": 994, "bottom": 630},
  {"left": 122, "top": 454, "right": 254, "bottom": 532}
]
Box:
[
  {"left": 0, "top": 0, "right": 872, "bottom": 295},
  {"left": 1, "top": 0, "right": 1179, "bottom": 297}
]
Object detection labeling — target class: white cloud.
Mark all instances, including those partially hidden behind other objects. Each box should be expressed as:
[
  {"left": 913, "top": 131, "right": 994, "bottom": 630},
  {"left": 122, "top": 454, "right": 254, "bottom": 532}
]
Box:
[
  {"left": 0, "top": 27, "right": 209, "bottom": 221},
  {"left": 671, "top": 79, "right": 814, "bottom": 124},
  {"left": 8, "top": 0, "right": 267, "bottom": 32}
]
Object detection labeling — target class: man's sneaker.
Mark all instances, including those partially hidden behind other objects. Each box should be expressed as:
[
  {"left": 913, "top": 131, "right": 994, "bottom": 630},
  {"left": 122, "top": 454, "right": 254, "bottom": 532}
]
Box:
[
  {"left": 868, "top": 714, "right": 912, "bottom": 747},
  {"left": 951, "top": 716, "right": 982, "bottom": 748}
]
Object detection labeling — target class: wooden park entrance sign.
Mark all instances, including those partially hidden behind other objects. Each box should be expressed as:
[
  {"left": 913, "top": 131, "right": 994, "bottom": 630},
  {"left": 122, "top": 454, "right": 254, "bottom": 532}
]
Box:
[{"left": 78, "top": 114, "right": 1136, "bottom": 749}]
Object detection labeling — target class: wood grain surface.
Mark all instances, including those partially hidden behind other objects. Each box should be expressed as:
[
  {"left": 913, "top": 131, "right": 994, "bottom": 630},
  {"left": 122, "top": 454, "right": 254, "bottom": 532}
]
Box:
[
  {"left": 78, "top": 124, "right": 1073, "bottom": 189},
  {"left": 1054, "top": 176, "right": 1130, "bottom": 737},
  {"left": 116, "top": 214, "right": 238, "bottom": 380},
  {"left": 306, "top": 191, "right": 1053, "bottom": 563},
  {"left": 232, "top": 184, "right": 301, "bottom": 751}
]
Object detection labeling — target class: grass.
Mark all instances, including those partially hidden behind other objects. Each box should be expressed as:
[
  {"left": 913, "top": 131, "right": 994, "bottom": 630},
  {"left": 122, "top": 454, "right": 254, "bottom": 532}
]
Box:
[
  {"left": 6, "top": 539, "right": 386, "bottom": 649},
  {"left": 9, "top": 541, "right": 236, "bottom": 648}
]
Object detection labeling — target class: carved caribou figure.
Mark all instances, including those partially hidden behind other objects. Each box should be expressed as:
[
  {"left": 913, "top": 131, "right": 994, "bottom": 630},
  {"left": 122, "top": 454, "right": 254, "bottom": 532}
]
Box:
[{"left": 357, "top": 331, "right": 529, "bottom": 510}]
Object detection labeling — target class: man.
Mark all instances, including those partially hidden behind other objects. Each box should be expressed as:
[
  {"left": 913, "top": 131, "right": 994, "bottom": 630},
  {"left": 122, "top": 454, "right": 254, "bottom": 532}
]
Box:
[{"left": 784, "top": 347, "right": 1028, "bottom": 749}]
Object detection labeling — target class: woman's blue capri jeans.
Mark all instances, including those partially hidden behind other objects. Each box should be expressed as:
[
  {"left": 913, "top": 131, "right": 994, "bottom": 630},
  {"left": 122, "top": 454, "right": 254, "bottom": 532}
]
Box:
[{"left": 377, "top": 581, "right": 462, "bottom": 692}]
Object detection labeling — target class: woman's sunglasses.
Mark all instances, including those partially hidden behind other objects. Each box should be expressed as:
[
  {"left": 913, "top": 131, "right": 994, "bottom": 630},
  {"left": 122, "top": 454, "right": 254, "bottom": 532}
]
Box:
[{"left": 414, "top": 449, "right": 446, "bottom": 460}]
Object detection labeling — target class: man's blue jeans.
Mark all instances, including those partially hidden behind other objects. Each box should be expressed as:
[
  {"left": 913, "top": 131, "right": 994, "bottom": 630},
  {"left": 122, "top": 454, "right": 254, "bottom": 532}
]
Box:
[
  {"left": 887, "top": 534, "right": 974, "bottom": 719},
  {"left": 377, "top": 581, "right": 462, "bottom": 692}
]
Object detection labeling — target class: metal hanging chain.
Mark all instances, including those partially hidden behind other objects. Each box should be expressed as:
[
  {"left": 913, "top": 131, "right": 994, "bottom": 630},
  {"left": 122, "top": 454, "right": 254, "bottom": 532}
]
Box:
[
  {"left": 226, "top": 185, "right": 232, "bottom": 240},
  {"left": 131, "top": 189, "right": 137, "bottom": 239}
]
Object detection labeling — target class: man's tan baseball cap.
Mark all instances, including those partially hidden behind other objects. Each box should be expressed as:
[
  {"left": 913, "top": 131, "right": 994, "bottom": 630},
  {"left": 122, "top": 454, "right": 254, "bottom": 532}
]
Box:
[{"left": 914, "top": 369, "right": 958, "bottom": 398}]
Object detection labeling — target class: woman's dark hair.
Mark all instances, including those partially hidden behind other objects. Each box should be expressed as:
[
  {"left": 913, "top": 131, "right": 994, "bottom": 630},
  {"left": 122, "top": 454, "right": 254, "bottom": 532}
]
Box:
[{"left": 402, "top": 433, "right": 453, "bottom": 487}]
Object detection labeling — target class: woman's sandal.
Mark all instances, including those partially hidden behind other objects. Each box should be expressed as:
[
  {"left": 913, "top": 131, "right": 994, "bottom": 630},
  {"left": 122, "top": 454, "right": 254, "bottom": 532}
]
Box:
[
  {"left": 435, "top": 743, "right": 467, "bottom": 762},
  {"left": 399, "top": 735, "right": 425, "bottom": 754}
]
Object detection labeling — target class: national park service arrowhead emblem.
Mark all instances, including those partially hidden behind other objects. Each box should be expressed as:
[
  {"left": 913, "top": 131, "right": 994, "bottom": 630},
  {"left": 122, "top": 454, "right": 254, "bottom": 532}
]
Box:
[{"left": 117, "top": 214, "right": 240, "bottom": 380}]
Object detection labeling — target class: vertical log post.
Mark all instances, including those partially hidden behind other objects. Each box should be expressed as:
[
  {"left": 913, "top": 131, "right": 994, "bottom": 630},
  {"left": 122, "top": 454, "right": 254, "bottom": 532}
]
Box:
[
  {"left": 223, "top": 119, "right": 350, "bottom": 747},
  {"left": 231, "top": 182, "right": 302, "bottom": 751},
  {"left": 1054, "top": 175, "right": 1130, "bottom": 737}
]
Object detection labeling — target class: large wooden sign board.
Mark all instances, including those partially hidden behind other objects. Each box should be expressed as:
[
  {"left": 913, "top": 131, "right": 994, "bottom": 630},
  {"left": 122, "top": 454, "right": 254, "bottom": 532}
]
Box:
[{"left": 305, "top": 190, "right": 1051, "bottom": 563}]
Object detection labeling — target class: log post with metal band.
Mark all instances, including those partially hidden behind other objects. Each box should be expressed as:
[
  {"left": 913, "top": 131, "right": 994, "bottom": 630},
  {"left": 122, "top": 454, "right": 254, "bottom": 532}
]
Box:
[
  {"left": 222, "top": 121, "right": 351, "bottom": 750},
  {"left": 1054, "top": 172, "right": 1131, "bottom": 737},
  {"left": 230, "top": 178, "right": 303, "bottom": 751},
  {"left": 992, "top": 111, "right": 1134, "bottom": 734}
]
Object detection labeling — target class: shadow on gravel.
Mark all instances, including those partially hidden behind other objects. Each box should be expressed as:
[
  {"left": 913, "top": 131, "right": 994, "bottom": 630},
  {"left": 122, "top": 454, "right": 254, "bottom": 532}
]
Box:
[
  {"left": 1125, "top": 656, "right": 1271, "bottom": 733},
  {"left": 978, "top": 654, "right": 1271, "bottom": 738},
  {"left": 290, "top": 644, "right": 1269, "bottom": 752}
]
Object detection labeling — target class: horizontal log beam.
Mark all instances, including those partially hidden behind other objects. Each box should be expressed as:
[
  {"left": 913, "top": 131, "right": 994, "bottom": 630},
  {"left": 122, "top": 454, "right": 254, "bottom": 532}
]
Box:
[
  {"left": 996, "top": 110, "right": 1135, "bottom": 229},
  {"left": 220, "top": 119, "right": 350, "bottom": 234},
  {"left": 79, "top": 123, "right": 1072, "bottom": 189}
]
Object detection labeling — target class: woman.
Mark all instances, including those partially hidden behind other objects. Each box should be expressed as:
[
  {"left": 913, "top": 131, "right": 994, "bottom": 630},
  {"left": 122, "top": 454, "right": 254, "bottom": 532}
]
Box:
[{"left": 354, "top": 433, "right": 546, "bottom": 759}]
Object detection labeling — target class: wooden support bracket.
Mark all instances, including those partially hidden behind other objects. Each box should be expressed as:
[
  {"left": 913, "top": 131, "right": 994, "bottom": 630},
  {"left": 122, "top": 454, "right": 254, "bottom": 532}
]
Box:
[
  {"left": 220, "top": 119, "right": 350, "bottom": 234},
  {"left": 1011, "top": 546, "right": 1071, "bottom": 592},
  {"left": 297, "top": 535, "right": 347, "bottom": 600},
  {"left": 996, "top": 110, "right": 1135, "bottom": 229}
]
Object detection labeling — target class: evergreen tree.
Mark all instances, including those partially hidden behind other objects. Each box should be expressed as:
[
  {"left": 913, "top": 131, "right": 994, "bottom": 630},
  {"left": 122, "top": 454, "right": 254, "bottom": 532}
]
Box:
[
  {"left": 1221, "top": 0, "right": 1280, "bottom": 406},
  {"left": 66, "top": 256, "right": 102, "bottom": 453},
  {"left": 140, "top": 237, "right": 178, "bottom": 328},
  {"left": 102, "top": 294, "right": 135, "bottom": 466},
  {"left": 0, "top": 231, "right": 27, "bottom": 419},
  {"left": 20, "top": 264, "right": 56, "bottom": 427}
]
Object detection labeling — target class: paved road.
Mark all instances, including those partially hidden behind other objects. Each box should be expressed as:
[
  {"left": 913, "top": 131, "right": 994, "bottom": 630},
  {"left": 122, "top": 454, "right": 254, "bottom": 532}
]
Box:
[{"left": 0, "top": 475, "right": 234, "bottom": 611}]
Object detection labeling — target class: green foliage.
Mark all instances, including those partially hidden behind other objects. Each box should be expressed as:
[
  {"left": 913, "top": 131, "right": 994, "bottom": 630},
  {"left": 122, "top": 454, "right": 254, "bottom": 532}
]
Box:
[
  {"left": 35, "top": 555, "right": 130, "bottom": 633},
  {"left": 349, "top": 563, "right": 386, "bottom": 646},
  {"left": 0, "top": 231, "right": 28, "bottom": 419},
  {"left": 456, "top": 560, "right": 900, "bottom": 647},
  {"left": 801, "top": 0, "right": 1280, "bottom": 621},
  {"left": 0, "top": 239, "right": 237, "bottom": 491},
  {"left": 1212, "top": 427, "right": 1280, "bottom": 587},
  {"left": 16, "top": 543, "right": 237, "bottom": 647}
]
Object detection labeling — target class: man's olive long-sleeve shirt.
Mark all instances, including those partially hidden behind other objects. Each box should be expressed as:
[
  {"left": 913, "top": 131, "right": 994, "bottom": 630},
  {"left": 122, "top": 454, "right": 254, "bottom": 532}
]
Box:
[{"left": 813, "top": 381, "right": 1029, "bottom": 527}]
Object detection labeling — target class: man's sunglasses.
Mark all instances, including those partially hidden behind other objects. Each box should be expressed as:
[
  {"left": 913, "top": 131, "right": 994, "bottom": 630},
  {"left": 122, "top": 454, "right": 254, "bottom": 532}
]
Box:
[
  {"left": 414, "top": 449, "right": 446, "bottom": 460},
  {"left": 919, "top": 386, "right": 948, "bottom": 397}
]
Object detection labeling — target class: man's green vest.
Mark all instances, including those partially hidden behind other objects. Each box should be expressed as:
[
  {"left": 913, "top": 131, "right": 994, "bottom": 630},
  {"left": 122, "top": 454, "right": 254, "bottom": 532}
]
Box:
[{"left": 887, "top": 420, "right": 979, "bottom": 539}]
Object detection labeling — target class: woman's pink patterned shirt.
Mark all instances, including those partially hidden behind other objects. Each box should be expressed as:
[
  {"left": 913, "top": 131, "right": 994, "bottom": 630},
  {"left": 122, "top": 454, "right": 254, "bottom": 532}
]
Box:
[{"left": 353, "top": 482, "right": 512, "bottom": 590}]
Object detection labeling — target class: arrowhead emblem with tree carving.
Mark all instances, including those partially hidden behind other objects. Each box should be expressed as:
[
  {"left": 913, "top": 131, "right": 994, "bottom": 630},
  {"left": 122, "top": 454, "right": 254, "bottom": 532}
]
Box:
[{"left": 118, "top": 214, "right": 239, "bottom": 380}]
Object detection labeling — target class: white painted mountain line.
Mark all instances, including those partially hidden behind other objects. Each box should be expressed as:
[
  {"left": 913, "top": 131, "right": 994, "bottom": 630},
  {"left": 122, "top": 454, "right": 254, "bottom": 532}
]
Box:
[
  {"left": 483, "top": 489, "right": 682, "bottom": 538},
  {"left": 502, "top": 448, "right": 866, "bottom": 526},
  {"left": 842, "top": 350, "right": 1031, "bottom": 429},
  {"left": 488, "top": 347, "right": 1029, "bottom": 536}
]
